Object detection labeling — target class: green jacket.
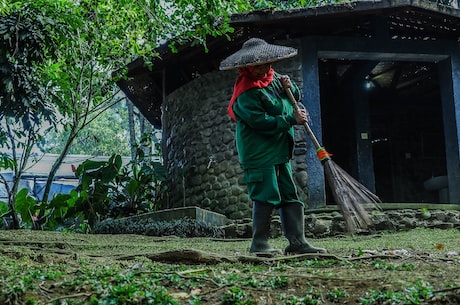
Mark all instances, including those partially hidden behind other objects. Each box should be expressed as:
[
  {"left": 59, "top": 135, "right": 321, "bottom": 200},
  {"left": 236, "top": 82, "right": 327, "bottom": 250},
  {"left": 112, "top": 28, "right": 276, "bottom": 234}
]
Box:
[{"left": 233, "top": 72, "right": 301, "bottom": 169}]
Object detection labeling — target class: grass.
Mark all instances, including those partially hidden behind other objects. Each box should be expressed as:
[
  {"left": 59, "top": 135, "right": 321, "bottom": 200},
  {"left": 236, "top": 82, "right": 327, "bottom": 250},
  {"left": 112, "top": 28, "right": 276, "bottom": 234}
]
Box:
[{"left": 0, "top": 228, "right": 459, "bottom": 304}]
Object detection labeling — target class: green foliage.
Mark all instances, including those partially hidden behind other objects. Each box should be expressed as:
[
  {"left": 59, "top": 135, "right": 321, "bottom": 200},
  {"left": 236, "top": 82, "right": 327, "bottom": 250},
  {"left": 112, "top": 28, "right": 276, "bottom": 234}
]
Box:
[
  {"left": 0, "top": 153, "right": 15, "bottom": 169},
  {"left": 110, "top": 134, "right": 167, "bottom": 216},
  {"left": 250, "top": 0, "right": 342, "bottom": 10},
  {"left": 93, "top": 217, "right": 224, "bottom": 238},
  {"left": 1, "top": 0, "right": 273, "bottom": 123},
  {"left": 62, "top": 139, "right": 168, "bottom": 228},
  {"left": 264, "top": 275, "right": 288, "bottom": 289},
  {"left": 326, "top": 287, "right": 349, "bottom": 303},
  {"left": 0, "top": 130, "right": 166, "bottom": 230},
  {"left": 69, "top": 154, "right": 123, "bottom": 227},
  {"left": 41, "top": 101, "right": 133, "bottom": 156},
  {"left": 1, "top": 0, "right": 333, "bottom": 122},
  {"left": 0, "top": 0, "right": 77, "bottom": 120},
  {"left": 0, "top": 1, "right": 81, "bottom": 228},
  {"left": 280, "top": 293, "right": 321, "bottom": 305},
  {"left": 370, "top": 259, "right": 415, "bottom": 271},
  {"left": 13, "top": 188, "right": 37, "bottom": 224},
  {"left": 222, "top": 287, "right": 254, "bottom": 305},
  {"left": 280, "top": 285, "right": 322, "bottom": 305},
  {"left": 44, "top": 191, "right": 80, "bottom": 230},
  {"left": 0, "top": 200, "right": 8, "bottom": 216},
  {"left": 0, "top": 255, "right": 180, "bottom": 305},
  {"left": 359, "top": 280, "right": 435, "bottom": 305}
]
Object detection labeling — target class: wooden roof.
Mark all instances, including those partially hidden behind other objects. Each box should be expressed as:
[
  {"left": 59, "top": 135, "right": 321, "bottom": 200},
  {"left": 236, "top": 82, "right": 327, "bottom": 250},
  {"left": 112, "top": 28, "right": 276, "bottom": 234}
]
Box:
[{"left": 117, "top": 0, "right": 460, "bottom": 128}]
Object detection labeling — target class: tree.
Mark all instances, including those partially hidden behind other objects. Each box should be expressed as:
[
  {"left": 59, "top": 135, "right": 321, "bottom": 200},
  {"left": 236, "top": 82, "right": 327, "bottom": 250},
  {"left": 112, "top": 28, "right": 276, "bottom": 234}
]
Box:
[{"left": 0, "top": 1, "right": 75, "bottom": 228}]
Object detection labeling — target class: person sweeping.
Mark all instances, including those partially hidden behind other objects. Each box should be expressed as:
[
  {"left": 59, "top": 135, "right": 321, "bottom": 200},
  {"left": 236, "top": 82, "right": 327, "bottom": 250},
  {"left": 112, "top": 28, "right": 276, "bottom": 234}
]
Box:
[{"left": 219, "top": 38, "right": 327, "bottom": 256}]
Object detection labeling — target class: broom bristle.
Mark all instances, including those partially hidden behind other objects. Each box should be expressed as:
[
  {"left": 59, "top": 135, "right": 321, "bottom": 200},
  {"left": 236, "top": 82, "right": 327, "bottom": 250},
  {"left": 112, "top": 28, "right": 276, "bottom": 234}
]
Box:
[{"left": 323, "top": 159, "right": 381, "bottom": 233}]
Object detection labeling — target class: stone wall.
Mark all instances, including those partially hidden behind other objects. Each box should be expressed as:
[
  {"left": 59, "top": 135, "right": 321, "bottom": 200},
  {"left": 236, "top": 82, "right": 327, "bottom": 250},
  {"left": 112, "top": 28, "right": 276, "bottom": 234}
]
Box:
[
  {"left": 161, "top": 39, "right": 311, "bottom": 219},
  {"left": 93, "top": 207, "right": 460, "bottom": 238},
  {"left": 223, "top": 208, "right": 460, "bottom": 239}
]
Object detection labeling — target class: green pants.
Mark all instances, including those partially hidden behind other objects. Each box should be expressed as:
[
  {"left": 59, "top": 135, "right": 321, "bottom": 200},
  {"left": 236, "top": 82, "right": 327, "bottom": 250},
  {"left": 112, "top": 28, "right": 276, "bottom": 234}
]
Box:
[{"left": 243, "top": 162, "right": 304, "bottom": 207}]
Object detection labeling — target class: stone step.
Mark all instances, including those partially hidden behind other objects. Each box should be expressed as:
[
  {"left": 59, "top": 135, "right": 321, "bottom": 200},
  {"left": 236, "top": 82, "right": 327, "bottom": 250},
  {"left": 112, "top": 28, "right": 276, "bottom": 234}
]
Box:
[{"left": 131, "top": 206, "right": 229, "bottom": 227}]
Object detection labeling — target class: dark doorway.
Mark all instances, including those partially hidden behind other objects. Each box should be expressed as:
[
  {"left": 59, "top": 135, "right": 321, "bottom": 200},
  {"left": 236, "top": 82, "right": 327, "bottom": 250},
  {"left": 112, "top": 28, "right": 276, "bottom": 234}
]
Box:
[{"left": 319, "top": 59, "right": 447, "bottom": 203}]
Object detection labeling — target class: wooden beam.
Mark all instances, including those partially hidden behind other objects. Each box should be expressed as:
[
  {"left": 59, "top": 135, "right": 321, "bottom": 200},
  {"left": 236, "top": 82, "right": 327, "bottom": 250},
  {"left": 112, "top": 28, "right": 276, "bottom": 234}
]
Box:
[{"left": 314, "top": 35, "right": 454, "bottom": 62}]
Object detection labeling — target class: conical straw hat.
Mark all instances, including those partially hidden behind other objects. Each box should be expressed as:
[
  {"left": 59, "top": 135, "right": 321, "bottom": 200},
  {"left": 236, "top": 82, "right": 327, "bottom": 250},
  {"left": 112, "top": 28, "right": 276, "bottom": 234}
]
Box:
[{"left": 219, "top": 38, "right": 297, "bottom": 71}]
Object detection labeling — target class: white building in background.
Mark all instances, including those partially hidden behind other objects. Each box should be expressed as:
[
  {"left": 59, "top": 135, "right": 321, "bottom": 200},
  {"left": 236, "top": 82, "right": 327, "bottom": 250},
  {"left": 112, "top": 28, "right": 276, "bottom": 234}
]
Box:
[{"left": 0, "top": 154, "right": 130, "bottom": 202}]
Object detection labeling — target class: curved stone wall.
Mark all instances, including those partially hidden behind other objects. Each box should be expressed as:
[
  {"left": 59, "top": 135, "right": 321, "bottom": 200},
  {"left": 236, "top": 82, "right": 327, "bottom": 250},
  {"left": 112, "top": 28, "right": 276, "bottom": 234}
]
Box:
[{"left": 161, "top": 40, "right": 310, "bottom": 219}]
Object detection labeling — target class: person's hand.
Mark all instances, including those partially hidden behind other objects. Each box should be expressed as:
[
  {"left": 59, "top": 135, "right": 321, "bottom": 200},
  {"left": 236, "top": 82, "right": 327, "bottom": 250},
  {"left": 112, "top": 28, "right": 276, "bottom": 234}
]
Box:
[
  {"left": 279, "top": 75, "right": 292, "bottom": 89},
  {"left": 295, "top": 108, "right": 309, "bottom": 124}
]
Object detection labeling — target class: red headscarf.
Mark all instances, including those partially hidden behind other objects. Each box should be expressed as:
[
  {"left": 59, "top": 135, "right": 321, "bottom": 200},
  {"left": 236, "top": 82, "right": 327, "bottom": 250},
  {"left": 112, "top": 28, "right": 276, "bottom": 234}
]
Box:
[{"left": 227, "top": 67, "right": 274, "bottom": 121}]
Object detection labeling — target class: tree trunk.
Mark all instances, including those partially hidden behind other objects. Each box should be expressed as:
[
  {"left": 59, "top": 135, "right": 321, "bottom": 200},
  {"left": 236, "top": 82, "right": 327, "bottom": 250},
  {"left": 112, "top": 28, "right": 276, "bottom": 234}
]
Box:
[
  {"left": 127, "top": 100, "right": 136, "bottom": 160},
  {"left": 36, "top": 127, "right": 78, "bottom": 225},
  {"left": 141, "top": 115, "right": 153, "bottom": 156},
  {"left": 4, "top": 122, "right": 36, "bottom": 229}
]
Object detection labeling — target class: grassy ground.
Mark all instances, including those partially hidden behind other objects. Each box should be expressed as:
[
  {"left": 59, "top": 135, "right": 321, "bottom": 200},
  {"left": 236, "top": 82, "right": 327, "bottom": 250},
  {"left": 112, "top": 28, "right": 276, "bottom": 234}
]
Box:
[{"left": 0, "top": 228, "right": 459, "bottom": 304}]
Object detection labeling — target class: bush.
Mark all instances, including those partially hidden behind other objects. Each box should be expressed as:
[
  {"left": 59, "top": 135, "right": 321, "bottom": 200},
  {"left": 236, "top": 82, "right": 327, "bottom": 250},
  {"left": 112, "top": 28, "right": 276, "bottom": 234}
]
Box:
[{"left": 93, "top": 217, "right": 225, "bottom": 238}]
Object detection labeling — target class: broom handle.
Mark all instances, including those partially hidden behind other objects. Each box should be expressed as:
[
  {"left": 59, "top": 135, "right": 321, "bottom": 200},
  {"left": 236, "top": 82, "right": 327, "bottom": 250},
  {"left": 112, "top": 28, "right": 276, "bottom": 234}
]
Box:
[{"left": 284, "top": 87, "right": 323, "bottom": 151}]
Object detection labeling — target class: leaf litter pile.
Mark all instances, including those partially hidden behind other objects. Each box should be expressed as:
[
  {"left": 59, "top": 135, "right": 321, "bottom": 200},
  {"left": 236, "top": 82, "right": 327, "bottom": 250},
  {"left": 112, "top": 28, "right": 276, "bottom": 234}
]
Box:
[{"left": 0, "top": 228, "right": 459, "bottom": 304}]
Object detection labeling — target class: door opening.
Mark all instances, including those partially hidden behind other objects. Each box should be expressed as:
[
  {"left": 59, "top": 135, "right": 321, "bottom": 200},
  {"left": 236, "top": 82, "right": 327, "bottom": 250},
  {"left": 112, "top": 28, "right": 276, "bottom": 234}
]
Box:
[{"left": 318, "top": 59, "right": 446, "bottom": 203}]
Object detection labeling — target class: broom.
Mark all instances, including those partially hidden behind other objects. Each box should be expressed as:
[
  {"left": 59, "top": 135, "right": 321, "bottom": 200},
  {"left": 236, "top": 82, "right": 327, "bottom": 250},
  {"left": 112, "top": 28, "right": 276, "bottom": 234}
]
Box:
[{"left": 284, "top": 86, "right": 382, "bottom": 233}]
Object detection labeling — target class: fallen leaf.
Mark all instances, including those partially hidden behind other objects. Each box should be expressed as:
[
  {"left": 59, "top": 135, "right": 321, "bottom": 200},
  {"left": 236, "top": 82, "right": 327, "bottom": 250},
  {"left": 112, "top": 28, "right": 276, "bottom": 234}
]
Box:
[
  {"left": 382, "top": 249, "right": 410, "bottom": 256},
  {"left": 170, "top": 292, "right": 189, "bottom": 299},
  {"left": 446, "top": 251, "right": 459, "bottom": 257}
]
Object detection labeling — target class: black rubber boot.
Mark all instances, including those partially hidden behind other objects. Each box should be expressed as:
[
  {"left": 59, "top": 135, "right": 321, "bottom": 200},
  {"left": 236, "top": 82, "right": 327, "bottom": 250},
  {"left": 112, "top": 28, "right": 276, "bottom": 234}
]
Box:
[
  {"left": 249, "top": 201, "right": 283, "bottom": 257},
  {"left": 279, "top": 203, "right": 327, "bottom": 255}
]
